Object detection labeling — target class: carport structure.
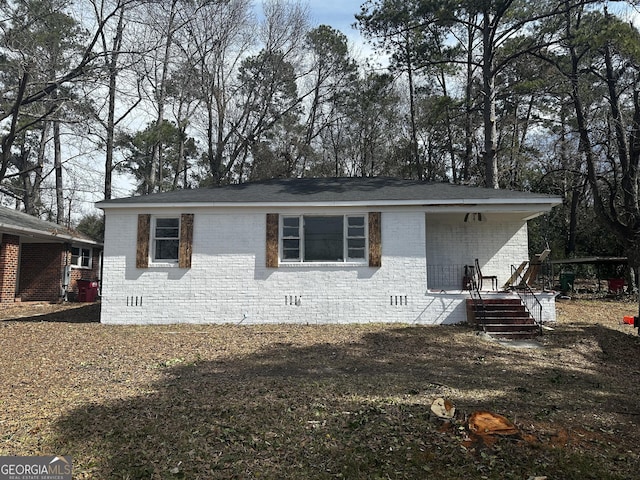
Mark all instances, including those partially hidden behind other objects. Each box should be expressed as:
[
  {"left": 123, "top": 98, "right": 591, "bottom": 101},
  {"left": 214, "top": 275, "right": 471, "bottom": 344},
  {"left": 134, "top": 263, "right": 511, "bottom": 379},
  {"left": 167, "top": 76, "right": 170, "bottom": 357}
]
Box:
[{"left": 549, "top": 256, "right": 630, "bottom": 292}]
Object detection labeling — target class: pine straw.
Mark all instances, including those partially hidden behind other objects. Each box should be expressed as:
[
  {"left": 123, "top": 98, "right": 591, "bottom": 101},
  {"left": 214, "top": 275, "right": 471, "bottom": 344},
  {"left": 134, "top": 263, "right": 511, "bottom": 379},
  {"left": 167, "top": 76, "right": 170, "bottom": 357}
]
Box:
[{"left": 1, "top": 299, "right": 639, "bottom": 479}]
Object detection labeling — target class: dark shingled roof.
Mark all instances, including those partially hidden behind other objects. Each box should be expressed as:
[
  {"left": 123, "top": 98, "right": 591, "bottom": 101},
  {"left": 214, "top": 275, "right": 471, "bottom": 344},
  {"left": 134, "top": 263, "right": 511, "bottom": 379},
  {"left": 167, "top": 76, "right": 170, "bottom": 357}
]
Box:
[
  {"left": 0, "top": 206, "right": 100, "bottom": 244},
  {"left": 97, "top": 177, "right": 558, "bottom": 206}
]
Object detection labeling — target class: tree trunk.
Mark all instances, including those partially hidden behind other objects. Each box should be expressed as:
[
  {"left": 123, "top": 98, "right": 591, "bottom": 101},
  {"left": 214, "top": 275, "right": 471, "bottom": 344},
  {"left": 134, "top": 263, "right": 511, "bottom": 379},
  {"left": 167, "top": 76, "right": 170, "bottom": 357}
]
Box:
[
  {"left": 636, "top": 266, "right": 640, "bottom": 324},
  {"left": 149, "top": 0, "right": 179, "bottom": 193},
  {"left": 406, "top": 39, "right": 422, "bottom": 180},
  {"left": 482, "top": 11, "right": 499, "bottom": 189},
  {"left": 0, "top": 71, "right": 29, "bottom": 183},
  {"left": 174, "top": 122, "right": 186, "bottom": 190},
  {"left": 209, "top": 85, "right": 227, "bottom": 185},
  {"left": 438, "top": 69, "right": 457, "bottom": 183},
  {"left": 53, "top": 120, "right": 64, "bottom": 224},
  {"left": 566, "top": 187, "right": 579, "bottom": 255},
  {"left": 103, "top": 6, "right": 125, "bottom": 201},
  {"left": 463, "top": 19, "right": 475, "bottom": 182},
  {"left": 562, "top": 8, "right": 640, "bottom": 323},
  {"left": 20, "top": 124, "right": 48, "bottom": 215}
]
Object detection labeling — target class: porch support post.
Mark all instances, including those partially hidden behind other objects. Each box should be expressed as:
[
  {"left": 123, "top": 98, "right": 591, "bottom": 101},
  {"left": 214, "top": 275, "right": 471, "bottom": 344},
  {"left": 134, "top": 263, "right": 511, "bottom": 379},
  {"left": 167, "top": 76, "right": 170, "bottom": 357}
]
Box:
[{"left": 0, "top": 234, "right": 20, "bottom": 303}]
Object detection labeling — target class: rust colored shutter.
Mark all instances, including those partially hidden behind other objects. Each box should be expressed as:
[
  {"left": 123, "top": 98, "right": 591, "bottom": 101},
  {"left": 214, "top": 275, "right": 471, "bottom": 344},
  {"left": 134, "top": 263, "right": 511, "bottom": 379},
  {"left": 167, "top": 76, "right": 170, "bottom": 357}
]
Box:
[
  {"left": 136, "top": 214, "right": 151, "bottom": 269},
  {"left": 266, "top": 213, "right": 279, "bottom": 268},
  {"left": 179, "top": 214, "right": 194, "bottom": 268},
  {"left": 368, "top": 212, "right": 381, "bottom": 267}
]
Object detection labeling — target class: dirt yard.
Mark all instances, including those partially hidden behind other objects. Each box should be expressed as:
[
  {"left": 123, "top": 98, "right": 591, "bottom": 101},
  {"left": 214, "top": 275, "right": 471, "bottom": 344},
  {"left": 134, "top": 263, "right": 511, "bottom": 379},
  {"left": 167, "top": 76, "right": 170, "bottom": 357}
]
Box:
[{"left": 0, "top": 298, "right": 639, "bottom": 479}]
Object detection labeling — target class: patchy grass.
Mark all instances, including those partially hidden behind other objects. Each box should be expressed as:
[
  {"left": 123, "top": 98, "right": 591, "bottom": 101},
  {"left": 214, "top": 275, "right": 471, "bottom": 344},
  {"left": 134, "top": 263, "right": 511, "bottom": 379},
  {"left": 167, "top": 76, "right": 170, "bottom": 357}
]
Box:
[{"left": 1, "top": 299, "right": 640, "bottom": 479}]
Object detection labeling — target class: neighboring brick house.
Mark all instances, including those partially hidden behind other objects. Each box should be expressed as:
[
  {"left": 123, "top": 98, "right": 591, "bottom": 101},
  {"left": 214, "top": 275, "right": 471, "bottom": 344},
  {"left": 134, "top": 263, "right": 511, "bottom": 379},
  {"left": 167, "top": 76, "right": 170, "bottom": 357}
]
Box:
[
  {"left": 96, "top": 177, "right": 561, "bottom": 325},
  {"left": 0, "top": 207, "right": 102, "bottom": 304}
]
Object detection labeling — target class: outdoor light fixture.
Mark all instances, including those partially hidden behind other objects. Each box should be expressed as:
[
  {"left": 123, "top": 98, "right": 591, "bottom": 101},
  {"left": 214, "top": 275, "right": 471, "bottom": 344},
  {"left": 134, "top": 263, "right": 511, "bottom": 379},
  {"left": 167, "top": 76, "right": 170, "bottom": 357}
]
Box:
[{"left": 464, "top": 212, "right": 483, "bottom": 222}]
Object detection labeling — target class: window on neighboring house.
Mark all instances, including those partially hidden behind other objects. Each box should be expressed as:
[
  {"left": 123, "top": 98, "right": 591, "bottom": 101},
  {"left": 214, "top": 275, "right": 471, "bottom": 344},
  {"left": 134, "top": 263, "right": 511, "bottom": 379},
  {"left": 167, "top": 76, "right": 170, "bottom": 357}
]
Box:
[
  {"left": 153, "top": 217, "right": 180, "bottom": 262},
  {"left": 71, "top": 246, "right": 92, "bottom": 268},
  {"left": 281, "top": 215, "right": 367, "bottom": 263}
]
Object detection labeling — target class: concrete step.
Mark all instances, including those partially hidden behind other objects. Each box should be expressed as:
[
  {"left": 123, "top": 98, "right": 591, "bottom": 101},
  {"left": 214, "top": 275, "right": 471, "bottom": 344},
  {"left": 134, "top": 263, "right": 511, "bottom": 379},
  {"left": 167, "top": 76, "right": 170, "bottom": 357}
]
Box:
[
  {"left": 478, "top": 323, "right": 538, "bottom": 332},
  {"left": 486, "top": 330, "right": 541, "bottom": 340}
]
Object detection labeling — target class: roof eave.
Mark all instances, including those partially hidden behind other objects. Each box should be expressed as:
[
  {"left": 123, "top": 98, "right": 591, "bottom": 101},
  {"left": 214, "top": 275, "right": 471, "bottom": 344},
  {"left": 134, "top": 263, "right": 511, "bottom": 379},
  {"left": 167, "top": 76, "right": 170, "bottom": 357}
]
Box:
[
  {"left": 0, "top": 222, "right": 102, "bottom": 246},
  {"left": 97, "top": 197, "right": 562, "bottom": 210}
]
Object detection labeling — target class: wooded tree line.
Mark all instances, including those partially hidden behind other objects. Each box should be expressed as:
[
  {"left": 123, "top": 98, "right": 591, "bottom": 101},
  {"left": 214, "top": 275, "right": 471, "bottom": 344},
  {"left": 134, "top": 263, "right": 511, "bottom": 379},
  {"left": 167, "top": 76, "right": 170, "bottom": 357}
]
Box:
[{"left": 1, "top": 0, "right": 639, "bottom": 273}]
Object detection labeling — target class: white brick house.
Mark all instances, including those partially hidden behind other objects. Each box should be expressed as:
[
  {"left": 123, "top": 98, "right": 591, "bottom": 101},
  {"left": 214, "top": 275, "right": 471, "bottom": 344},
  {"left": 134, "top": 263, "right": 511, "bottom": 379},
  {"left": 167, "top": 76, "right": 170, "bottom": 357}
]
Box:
[{"left": 96, "top": 177, "right": 561, "bottom": 325}]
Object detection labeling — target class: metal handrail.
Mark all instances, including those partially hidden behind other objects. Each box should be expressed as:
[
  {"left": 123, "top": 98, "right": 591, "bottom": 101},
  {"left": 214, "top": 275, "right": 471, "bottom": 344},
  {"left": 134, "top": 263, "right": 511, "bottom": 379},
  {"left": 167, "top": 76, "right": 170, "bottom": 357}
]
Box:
[
  {"left": 467, "top": 266, "right": 488, "bottom": 332},
  {"left": 509, "top": 264, "right": 544, "bottom": 326}
]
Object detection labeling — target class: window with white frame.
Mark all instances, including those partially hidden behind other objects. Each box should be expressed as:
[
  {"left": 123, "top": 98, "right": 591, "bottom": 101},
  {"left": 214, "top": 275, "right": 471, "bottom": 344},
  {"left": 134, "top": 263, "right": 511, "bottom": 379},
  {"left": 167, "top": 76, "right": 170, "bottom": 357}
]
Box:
[
  {"left": 152, "top": 217, "right": 180, "bottom": 262},
  {"left": 281, "top": 215, "right": 367, "bottom": 263},
  {"left": 70, "top": 246, "right": 92, "bottom": 268},
  {"left": 137, "top": 214, "right": 193, "bottom": 269}
]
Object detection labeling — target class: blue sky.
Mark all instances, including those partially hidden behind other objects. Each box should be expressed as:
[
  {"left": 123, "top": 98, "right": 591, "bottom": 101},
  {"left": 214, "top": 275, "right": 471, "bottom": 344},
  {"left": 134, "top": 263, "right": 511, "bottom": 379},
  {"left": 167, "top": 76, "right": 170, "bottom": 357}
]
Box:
[
  {"left": 307, "top": 0, "right": 363, "bottom": 34},
  {"left": 305, "top": 0, "right": 374, "bottom": 59}
]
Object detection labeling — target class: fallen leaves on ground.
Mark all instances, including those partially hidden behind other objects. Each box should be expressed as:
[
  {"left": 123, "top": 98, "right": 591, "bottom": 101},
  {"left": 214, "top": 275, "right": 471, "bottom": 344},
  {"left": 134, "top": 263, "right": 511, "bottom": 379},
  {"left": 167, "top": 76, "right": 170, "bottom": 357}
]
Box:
[
  {"left": 0, "top": 299, "right": 639, "bottom": 479},
  {"left": 430, "top": 397, "right": 456, "bottom": 420}
]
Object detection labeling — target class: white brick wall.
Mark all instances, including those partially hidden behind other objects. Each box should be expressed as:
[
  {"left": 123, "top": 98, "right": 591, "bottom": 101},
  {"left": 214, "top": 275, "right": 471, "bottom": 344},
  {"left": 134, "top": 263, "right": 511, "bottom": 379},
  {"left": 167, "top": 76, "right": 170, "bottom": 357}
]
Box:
[
  {"left": 537, "top": 292, "right": 557, "bottom": 323},
  {"left": 426, "top": 213, "right": 529, "bottom": 290},
  {"left": 100, "top": 207, "right": 551, "bottom": 325}
]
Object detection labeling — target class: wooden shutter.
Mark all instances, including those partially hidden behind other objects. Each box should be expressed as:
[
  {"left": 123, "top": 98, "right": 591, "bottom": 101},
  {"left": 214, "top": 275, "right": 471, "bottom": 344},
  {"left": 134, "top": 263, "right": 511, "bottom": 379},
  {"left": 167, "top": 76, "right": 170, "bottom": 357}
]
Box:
[
  {"left": 179, "top": 213, "right": 194, "bottom": 268},
  {"left": 136, "top": 214, "right": 151, "bottom": 269},
  {"left": 368, "top": 212, "right": 381, "bottom": 267},
  {"left": 266, "top": 213, "right": 279, "bottom": 268}
]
